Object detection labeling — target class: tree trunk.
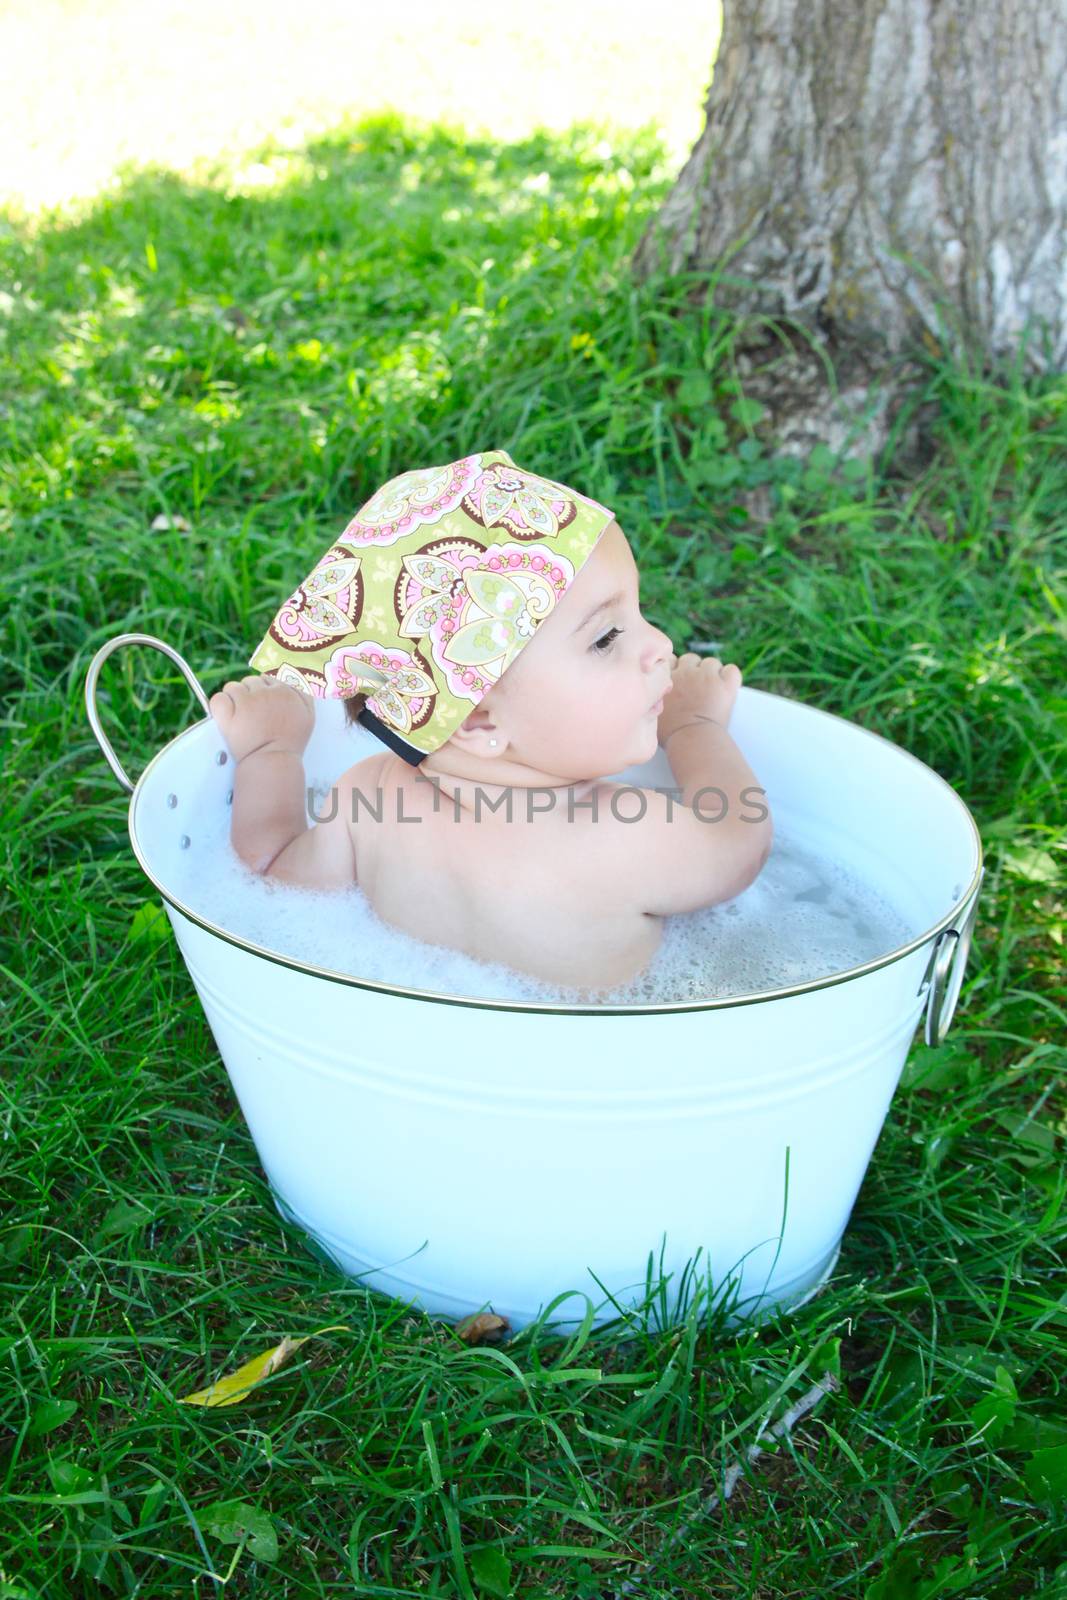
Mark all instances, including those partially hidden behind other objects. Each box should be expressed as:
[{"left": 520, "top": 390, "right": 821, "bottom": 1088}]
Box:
[{"left": 635, "top": 0, "right": 1067, "bottom": 455}]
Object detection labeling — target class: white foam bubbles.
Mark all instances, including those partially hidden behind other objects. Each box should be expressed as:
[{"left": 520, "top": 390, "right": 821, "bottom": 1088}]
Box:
[{"left": 173, "top": 768, "right": 917, "bottom": 1006}]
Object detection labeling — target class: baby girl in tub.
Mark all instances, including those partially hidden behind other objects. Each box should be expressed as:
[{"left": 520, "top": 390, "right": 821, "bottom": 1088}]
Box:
[{"left": 209, "top": 449, "right": 773, "bottom": 993}]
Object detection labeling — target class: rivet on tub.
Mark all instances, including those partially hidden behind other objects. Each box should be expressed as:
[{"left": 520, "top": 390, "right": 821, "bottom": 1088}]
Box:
[
  {"left": 216, "top": 751, "right": 228, "bottom": 766},
  {"left": 167, "top": 793, "right": 178, "bottom": 808},
  {"left": 226, "top": 789, "right": 233, "bottom": 805},
  {"left": 180, "top": 834, "right": 191, "bottom": 849}
]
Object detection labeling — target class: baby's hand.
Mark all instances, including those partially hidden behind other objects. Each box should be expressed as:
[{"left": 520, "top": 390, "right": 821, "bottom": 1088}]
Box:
[
  {"left": 658, "top": 652, "right": 742, "bottom": 742},
  {"left": 209, "top": 675, "right": 315, "bottom": 764}
]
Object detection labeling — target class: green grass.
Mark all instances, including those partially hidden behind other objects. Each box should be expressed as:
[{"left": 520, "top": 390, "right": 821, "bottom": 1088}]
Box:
[{"left": 2, "top": 111, "right": 1065, "bottom": 1597}]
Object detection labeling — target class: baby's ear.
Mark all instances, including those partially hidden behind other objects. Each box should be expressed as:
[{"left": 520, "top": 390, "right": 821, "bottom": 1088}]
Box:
[{"left": 450, "top": 718, "right": 503, "bottom": 755}]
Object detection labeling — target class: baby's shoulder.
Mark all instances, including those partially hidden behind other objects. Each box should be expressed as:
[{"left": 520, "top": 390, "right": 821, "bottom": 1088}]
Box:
[
  {"left": 559, "top": 780, "right": 672, "bottom": 912},
  {"left": 325, "top": 751, "right": 391, "bottom": 863},
  {"left": 576, "top": 781, "right": 759, "bottom": 918},
  {"left": 336, "top": 750, "right": 391, "bottom": 795}
]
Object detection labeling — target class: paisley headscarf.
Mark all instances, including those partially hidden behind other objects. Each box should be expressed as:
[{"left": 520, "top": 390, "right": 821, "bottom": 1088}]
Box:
[{"left": 248, "top": 449, "right": 615, "bottom": 765}]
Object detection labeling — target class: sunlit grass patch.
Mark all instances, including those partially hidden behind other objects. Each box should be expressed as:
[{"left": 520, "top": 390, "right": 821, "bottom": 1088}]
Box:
[{"left": 0, "top": 0, "right": 716, "bottom": 218}]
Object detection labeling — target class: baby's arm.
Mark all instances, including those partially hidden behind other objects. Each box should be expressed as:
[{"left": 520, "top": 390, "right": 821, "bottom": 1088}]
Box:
[
  {"left": 584, "top": 654, "right": 773, "bottom": 918},
  {"left": 209, "top": 676, "right": 356, "bottom": 890},
  {"left": 650, "top": 654, "right": 772, "bottom": 907}
]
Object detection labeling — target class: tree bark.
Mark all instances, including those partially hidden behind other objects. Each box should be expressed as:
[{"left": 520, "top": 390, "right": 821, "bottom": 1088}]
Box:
[{"left": 635, "top": 0, "right": 1067, "bottom": 453}]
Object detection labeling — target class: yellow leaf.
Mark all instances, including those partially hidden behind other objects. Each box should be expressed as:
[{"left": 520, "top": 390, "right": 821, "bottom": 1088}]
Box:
[{"left": 177, "top": 1324, "right": 349, "bottom": 1408}]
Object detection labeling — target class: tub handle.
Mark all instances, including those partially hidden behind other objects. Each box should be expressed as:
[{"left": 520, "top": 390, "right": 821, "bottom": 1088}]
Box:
[
  {"left": 85, "top": 632, "right": 213, "bottom": 795},
  {"left": 921, "top": 886, "right": 981, "bottom": 1048}
]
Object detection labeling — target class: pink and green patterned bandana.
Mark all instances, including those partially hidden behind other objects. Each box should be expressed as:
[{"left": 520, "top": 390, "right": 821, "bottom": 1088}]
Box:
[{"left": 248, "top": 449, "right": 615, "bottom": 765}]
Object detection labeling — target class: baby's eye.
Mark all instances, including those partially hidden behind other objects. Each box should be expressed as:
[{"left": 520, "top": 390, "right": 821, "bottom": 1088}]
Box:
[{"left": 592, "top": 627, "right": 623, "bottom": 654}]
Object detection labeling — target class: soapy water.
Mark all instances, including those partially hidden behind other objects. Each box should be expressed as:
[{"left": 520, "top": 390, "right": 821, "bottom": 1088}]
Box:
[{"left": 173, "top": 770, "right": 917, "bottom": 1005}]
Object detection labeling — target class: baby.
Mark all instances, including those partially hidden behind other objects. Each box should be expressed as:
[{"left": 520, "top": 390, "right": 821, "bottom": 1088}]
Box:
[{"left": 209, "top": 450, "right": 773, "bottom": 993}]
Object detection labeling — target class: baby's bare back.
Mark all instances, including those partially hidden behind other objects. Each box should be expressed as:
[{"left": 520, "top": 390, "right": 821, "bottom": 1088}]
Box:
[{"left": 352, "top": 755, "right": 665, "bottom": 993}]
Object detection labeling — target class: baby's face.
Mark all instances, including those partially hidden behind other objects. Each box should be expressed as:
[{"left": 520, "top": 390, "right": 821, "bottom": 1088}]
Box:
[{"left": 477, "top": 520, "right": 674, "bottom": 781}]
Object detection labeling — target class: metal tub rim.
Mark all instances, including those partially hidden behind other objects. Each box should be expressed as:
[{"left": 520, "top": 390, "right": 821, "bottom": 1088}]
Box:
[{"left": 90, "top": 633, "right": 984, "bottom": 1022}]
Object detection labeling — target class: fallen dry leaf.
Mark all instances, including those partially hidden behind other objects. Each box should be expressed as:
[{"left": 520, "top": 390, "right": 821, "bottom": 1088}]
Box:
[
  {"left": 177, "top": 1324, "right": 349, "bottom": 1408},
  {"left": 454, "top": 1312, "right": 510, "bottom": 1346}
]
